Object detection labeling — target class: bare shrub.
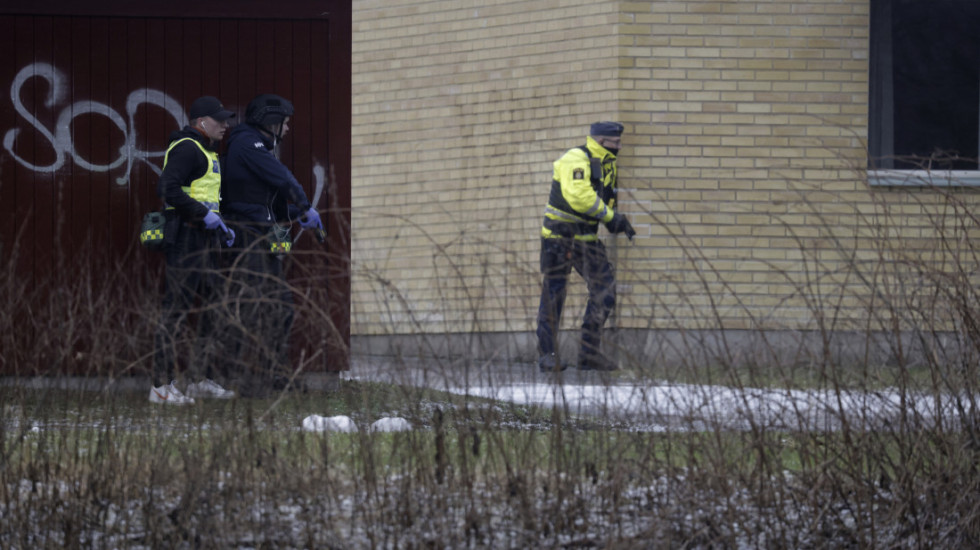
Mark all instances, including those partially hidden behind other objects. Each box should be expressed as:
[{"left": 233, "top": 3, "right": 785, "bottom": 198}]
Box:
[{"left": 3, "top": 167, "right": 980, "bottom": 547}]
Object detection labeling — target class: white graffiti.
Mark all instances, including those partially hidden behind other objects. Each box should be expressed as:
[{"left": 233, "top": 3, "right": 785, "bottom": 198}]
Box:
[
  {"left": 3, "top": 62, "right": 186, "bottom": 185},
  {"left": 3, "top": 62, "right": 327, "bottom": 203},
  {"left": 311, "top": 163, "right": 326, "bottom": 207}
]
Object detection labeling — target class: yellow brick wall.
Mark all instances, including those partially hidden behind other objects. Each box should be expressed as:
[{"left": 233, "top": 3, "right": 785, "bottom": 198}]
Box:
[
  {"left": 352, "top": 0, "right": 626, "bottom": 335},
  {"left": 351, "top": 0, "right": 980, "bottom": 338},
  {"left": 616, "top": 0, "right": 873, "bottom": 332}
]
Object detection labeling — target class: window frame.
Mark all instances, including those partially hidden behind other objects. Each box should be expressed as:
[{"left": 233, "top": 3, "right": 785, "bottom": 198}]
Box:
[{"left": 867, "top": 0, "right": 980, "bottom": 187}]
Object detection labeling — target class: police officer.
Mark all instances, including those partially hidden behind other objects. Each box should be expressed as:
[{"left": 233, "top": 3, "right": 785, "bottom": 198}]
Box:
[
  {"left": 151, "top": 96, "right": 237, "bottom": 404},
  {"left": 536, "top": 121, "right": 635, "bottom": 373},
  {"left": 221, "top": 93, "right": 323, "bottom": 395}
]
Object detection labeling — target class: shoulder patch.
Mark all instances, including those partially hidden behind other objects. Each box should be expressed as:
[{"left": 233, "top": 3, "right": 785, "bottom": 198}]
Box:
[
  {"left": 573, "top": 168, "right": 585, "bottom": 180},
  {"left": 254, "top": 141, "right": 266, "bottom": 149}
]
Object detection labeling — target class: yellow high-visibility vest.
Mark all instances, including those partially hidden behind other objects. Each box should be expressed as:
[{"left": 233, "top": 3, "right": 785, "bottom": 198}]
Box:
[{"left": 163, "top": 137, "right": 221, "bottom": 210}]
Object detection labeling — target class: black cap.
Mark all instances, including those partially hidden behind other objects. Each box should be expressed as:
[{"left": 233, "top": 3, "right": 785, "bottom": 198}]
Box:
[
  {"left": 189, "top": 96, "right": 235, "bottom": 122},
  {"left": 590, "top": 121, "right": 624, "bottom": 137}
]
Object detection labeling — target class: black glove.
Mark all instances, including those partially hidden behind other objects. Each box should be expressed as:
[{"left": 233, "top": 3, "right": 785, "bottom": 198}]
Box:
[{"left": 605, "top": 213, "right": 636, "bottom": 240}]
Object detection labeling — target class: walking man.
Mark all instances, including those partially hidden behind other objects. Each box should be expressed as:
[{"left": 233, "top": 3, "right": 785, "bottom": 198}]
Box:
[
  {"left": 536, "top": 121, "right": 635, "bottom": 373},
  {"left": 150, "top": 96, "right": 237, "bottom": 404},
  {"left": 221, "top": 93, "right": 324, "bottom": 395}
]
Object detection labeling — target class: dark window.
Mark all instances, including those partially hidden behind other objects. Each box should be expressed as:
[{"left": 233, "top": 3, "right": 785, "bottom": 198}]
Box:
[{"left": 869, "top": 0, "right": 980, "bottom": 171}]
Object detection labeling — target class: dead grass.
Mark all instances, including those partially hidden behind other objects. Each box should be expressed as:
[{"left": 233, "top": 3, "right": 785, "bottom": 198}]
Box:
[{"left": 2, "top": 172, "right": 980, "bottom": 547}]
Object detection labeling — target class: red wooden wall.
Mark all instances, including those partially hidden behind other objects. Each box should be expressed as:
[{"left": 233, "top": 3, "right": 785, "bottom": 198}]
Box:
[{"left": 0, "top": 1, "right": 352, "bottom": 372}]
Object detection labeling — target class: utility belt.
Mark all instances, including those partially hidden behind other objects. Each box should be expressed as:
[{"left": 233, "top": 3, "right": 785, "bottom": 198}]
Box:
[
  {"left": 140, "top": 203, "right": 229, "bottom": 252},
  {"left": 163, "top": 202, "right": 218, "bottom": 218},
  {"left": 223, "top": 203, "right": 292, "bottom": 256},
  {"left": 230, "top": 221, "right": 293, "bottom": 256},
  {"left": 543, "top": 216, "right": 597, "bottom": 238}
]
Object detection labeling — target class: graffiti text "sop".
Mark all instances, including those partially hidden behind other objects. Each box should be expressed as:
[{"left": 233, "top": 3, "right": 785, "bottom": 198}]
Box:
[{"left": 3, "top": 62, "right": 187, "bottom": 186}]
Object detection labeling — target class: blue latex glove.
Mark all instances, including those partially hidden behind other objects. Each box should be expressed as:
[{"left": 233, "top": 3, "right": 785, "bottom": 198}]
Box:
[
  {"left": 203, "top": 211, "right": 235, "bottom": 246},
  {"left": 203, "top": 211, "right": 229, "bottom": 233},
  {"left": 299, "top": 207, "right": 323, "bottom": 230}
]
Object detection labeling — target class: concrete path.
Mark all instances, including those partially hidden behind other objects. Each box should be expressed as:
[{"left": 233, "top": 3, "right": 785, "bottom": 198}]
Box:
[
  {"left": 2, "top": 355, "right": 970, "bottom": 431},
  {"left": 345, "top": 356, "right": 973, "bottom": 431}
]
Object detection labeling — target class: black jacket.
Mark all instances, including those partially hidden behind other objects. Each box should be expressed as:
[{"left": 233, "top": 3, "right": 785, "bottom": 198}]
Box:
[
  {"left": 221, "top": 123, "right": 311, "bottom": 225},
  {"left": 157, "top": 126, "right": 218, "bottom": 221}
]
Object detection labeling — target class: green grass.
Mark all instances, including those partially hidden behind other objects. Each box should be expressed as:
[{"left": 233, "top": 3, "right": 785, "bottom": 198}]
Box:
[
  {"left": 4, "top": 380, "right": 980, "bottom": 547},
  {"left": 0, "top": 381, "right": 930, "bottom": 482}
]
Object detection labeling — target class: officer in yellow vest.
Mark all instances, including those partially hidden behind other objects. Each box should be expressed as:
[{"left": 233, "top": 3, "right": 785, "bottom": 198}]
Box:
[
  {"left": 150, "top": 96, "right": 237, "bottom": 405},
  {"left": 536, "top": 121, "right": 635, "bottom": 373}
]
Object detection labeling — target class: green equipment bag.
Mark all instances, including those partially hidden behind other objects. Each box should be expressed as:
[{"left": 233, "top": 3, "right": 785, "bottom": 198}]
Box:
[{"left": 139, "top": 211, "right": 166, "bottom": 252}]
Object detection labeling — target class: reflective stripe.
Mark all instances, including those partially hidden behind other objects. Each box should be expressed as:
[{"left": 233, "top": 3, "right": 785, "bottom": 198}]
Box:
[
  {"left": 543, "top": 203, "right": 600, "bottom": 240},
  {"left": 544, "top": 205, "right": 589, "bottom": 224},
  {"left": 140, "top": 229, "right": 164, "bottom": 244},
  {"left": 584, "top": 197, "right": 607, "bottom": 220},
  {"left": 540, "top": 224, "right": 599, "bottom": 242}
]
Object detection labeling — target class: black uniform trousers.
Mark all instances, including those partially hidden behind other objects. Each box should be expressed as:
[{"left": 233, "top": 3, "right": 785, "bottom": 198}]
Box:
[
  {"left": 152, "top": 220, "right": 222, "bottom": 386},
  {"left": 535, "top": 237, "right": 616, "bottom": 360},
  {"left": 220, "top": 219, "right": 295, "bottom": 390}
]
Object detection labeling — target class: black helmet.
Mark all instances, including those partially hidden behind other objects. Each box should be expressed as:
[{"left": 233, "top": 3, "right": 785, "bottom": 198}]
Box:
[{"left": 245, "top": 94, "right": 294, "bottom": 128}]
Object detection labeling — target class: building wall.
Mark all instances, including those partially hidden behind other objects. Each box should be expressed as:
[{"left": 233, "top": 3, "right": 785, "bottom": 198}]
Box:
[
  {"left": 352, "top": 0, "right": 624, "bottom": 338},
  {"left": 616, "top": 0, "right": 872, "bottom": 331},
  {"left": 351, "top": 0, "right": 980, "bottom": 350},
  {"left": 0, "top": 1, "right": 352, "bottom": 373}
]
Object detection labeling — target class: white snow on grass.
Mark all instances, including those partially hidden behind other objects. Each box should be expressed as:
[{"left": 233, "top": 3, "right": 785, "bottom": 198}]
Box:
[
  {"left": 301, "top": 415, "right": 414, "bottom": 432},
  {"left": 301, "top": 414, "right": 356, "bottom": 432},
  {"left": 446, "top": 381, "right": 973, "bottom": 431},
  {"left": 370, "top": 417, "right": 413, "bottom": 432}
]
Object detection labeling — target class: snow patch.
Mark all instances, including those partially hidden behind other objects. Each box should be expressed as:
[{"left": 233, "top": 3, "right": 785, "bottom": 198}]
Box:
[
  {"left": 301, "top": 414, "right": 356, "bottom": 432},
  {"left": 370, "top": 417, "right": 413, "bottom": 432}
]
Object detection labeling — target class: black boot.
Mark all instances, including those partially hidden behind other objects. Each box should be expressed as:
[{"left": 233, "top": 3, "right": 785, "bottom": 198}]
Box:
[
  {"left": 537, "top": 353, "right": 568, "bottom": 373},
  {"left": 578, "top": 351, "right": 618, "bottom": 371}
]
